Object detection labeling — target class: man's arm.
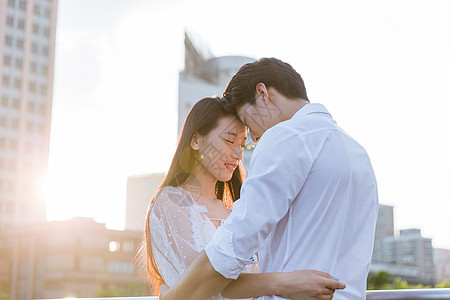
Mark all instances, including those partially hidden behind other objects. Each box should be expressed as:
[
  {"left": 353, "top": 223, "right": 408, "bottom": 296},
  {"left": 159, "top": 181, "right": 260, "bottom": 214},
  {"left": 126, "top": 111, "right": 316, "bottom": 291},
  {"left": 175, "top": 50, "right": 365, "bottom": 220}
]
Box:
[
  {"left": 159, "top": 250, "right": 231, "bottom": 300},
  {"left": 222, "top": 270, "right": 345, "bottom": 300},
  {"left": 159, "top": 251, "right": 346, "bottom": 300}
]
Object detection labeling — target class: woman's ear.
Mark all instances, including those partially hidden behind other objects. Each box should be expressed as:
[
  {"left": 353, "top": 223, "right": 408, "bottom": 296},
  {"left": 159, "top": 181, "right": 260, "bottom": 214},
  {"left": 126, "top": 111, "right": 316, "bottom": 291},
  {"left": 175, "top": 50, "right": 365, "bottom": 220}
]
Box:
[{"left": 190, "top": 132, "right": 200, "bottom": 150}]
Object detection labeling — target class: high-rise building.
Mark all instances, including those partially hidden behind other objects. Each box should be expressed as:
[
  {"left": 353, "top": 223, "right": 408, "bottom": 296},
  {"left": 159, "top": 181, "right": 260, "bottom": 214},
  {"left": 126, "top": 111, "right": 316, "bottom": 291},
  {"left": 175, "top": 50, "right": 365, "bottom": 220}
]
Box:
[
  {"left": 178, "top": 32, "right": 257, "bottom": 169},
  {"left": 372, "top": 204, "right": 394, "bottom": 263},
  {"left": 125, "top": 173, "right": 165, "bottom": 232},
  {"left": 434, "top": 248, "right": 450, "bottom": 283},
  {"left": 370, "top": 205, "right": 435, "bottom": 284},
  {"left": 0, "top": 0, "right": 58, "bottom": 228}
]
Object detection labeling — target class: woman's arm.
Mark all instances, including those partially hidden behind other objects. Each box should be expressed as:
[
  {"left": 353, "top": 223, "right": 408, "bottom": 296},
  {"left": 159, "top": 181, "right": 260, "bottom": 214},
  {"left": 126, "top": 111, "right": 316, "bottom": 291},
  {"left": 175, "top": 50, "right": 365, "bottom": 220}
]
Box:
[
  {"left": 221, "top": 269, "right": 345, "bottom": 299},
  {"left": 159, "top": 251, "right": 346, "bottom": 300}
]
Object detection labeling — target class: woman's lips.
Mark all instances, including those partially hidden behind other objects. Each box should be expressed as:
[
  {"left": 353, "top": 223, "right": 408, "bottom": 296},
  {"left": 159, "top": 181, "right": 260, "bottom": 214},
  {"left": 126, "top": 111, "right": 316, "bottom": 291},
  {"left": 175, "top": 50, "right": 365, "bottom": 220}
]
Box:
[{"left": 224, "top": 163, "right": 237, "bottom": 171}]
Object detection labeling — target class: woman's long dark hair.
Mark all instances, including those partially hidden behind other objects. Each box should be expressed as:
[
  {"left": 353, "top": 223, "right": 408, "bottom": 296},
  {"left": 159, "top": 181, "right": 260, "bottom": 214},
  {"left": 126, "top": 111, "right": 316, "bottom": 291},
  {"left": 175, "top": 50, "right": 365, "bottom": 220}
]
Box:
[{"left": 142, "top": 97, "right": 245, "bottom": 293}]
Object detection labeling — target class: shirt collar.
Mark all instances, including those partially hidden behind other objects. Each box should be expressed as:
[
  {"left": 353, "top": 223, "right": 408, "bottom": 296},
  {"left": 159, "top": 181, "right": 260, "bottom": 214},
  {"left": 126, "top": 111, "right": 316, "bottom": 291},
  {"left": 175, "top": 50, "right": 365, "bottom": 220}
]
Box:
[{"left": 292, "top": 103, "right": 332, "bottom": 119}]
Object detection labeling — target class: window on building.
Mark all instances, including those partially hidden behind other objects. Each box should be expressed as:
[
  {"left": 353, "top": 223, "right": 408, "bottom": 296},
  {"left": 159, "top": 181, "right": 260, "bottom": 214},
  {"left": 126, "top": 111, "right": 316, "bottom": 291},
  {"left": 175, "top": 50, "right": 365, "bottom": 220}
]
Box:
[
  {"left": 12, "top": 119, "right": 19, "bottom": 129},
  {"left": 13, "top": 99, "right": 20, "bottom": 109},
  {"left": 24, "top": 142, "right": 33, "bottom": 153},
  {"left": 14, "top": 79, "right": 22, "bottom": 90},
  {"left": 1, "top": 96, "right": 8, "bottom": 107},
  {"left": 6, "top": 16, "right": 14, "bottom": 27},
  {"left": 108, "top": 261, "right": 134, "bottom": 274},
  {"left": 44, "top": 7, "right": 51, "bottom": 18},
  {"left": 42, "top": 46, "right": 49, "bottom": 56},
  {"left": 9, "top": 140, "right": 17, "bottom": 151},
  {"left": 27, "top": 102, "right": 35, "bottom": 112},
  {"left": 26, "top": 122, "right": 33, "bottom": 133},
  {"left": 3, "top": 56, "right": 11, "bottom": 66},
  {"left": 0, "top": 117, "right": 7, "bottom": 128},
  {"left": 5, "top": 201, "right": 13, "bottom": 213},
  {"left": 32, "top": 43, "right": 38, "bottom": 53},
  {"left": 30, "top": 62, "right": 37, "bottom": 73},
  {"left": 18, "top": 19, "right": 25, "bottom": 30},
  {"left": 40, "top": 84, "right": 47, "bottom": 95},
  {"left": 19, "top": 0, "right": 26, "bottom": 10},
  {"left": 16, "top": 39, "right": 24, "bottom": 49},
  {"left": 8, "top": 160, "right": 17, "bottom": 172},
  {"left": 109, "top": 241, "right": 119, "bottom": 252},
  {"left": 5, "top": 36, "right": 12, "bottom": 46},
  {"left": 39, "top": 104, "right": 46, "bottom": 115},
  {"left": 43, "top": 27, "right": 50, "bottom": 37},
  {"left": 28, "top": 82, "right": 36, "bottom": 93},
  {"left": 38, "top": 124, "right": 46, "bottom": 135},
  {"left": 41, "top": 65, "right": 48, "bottom": 76},
  {"left": 0, "top": 138, "right": 5, "bottom": 148},
  {"left": 15, "top": 58, "right": 23, "bottom": 69},
  {"left": 122, "top": 241, "right": 135, "bottom": 253},
  {"left": 34, "top": 4, "right": 41, "bottom": 16},
  {"left": 8, "top": 0, "right": 15, "bottom": 7},
  {"left": 33, "top": 23, "right": 39, "bottom": 34},
  {"left": 2, "top": 76, "right": 10, "bottom": 87}
]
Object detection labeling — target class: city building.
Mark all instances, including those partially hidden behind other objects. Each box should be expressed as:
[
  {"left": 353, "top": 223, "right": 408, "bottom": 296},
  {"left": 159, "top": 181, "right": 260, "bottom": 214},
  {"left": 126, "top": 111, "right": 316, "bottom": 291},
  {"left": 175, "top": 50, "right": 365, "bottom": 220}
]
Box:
[
  {"left": 0, "top": 0, "right": 57, "bottom": 228},
  {"left": 370, "top": 204, "right": 435, "bottom": 284},
  {"left": 434, "top": 248, "right": 450, "bottom": 283},
  {"left": 0, "top": 217, "right": 147, "bottom": 299},
  {"left": 126, "top": 173, "right": 165, "bottom": 232},
  {"left": 178, "top": 32, "right": 256, "bottom": 169},
  {"left": 372, "top": 204, "right": 395, "bottom": 263}
]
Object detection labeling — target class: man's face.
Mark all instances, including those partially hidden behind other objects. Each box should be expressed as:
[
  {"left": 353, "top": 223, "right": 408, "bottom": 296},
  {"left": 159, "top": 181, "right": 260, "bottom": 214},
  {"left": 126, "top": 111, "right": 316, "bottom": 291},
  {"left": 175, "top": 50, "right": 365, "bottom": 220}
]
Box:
[{"left": 236, "top": 97, "right": 283, "bottom": 143}]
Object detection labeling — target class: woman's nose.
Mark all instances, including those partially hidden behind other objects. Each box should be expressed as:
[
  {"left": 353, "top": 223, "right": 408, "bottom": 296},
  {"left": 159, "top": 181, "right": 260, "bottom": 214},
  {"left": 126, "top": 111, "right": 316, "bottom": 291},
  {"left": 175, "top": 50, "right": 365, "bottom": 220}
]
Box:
[{"left": 231, "top": 145, "right": 243, "bottom": 161}]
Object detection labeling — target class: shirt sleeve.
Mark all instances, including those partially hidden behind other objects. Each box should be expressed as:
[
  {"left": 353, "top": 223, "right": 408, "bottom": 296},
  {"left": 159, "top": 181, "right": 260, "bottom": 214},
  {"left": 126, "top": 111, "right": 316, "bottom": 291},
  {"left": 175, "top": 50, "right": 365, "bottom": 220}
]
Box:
[
  {"left": 205, "top": 125, "right": 314, "bottom": 279},
  {"left": 148, "top": 187, "right": 204, "bottom": 287}
]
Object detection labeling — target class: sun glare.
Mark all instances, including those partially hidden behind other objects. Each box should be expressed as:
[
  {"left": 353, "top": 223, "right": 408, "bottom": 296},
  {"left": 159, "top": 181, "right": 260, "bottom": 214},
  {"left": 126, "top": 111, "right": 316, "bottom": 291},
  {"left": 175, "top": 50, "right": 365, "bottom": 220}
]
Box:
[{"left": 43, "top": 171, "right": 73, "bottom": 221}]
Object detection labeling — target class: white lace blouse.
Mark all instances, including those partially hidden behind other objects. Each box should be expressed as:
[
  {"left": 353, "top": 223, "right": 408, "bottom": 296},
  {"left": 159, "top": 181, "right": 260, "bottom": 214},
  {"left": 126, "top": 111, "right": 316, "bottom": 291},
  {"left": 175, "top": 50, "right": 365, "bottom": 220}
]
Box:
[{"left": 148, "top": 186, "right": 258, "bottom": 300}]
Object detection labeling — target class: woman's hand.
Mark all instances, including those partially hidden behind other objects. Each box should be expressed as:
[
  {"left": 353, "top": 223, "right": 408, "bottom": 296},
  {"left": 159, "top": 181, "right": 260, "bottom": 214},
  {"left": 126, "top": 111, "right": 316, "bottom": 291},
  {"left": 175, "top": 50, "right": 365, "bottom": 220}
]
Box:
[{"left": 275, "top": 270, "right": 346, "bottom": 300}]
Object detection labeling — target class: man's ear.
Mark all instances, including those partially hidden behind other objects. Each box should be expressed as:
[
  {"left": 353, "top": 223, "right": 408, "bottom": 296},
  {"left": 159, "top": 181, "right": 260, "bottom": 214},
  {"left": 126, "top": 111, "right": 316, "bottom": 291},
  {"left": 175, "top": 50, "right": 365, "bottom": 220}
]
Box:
[
  {"left": 190, "top": 132, "right": 200, "bottom": 150},
  {"left": 255, "top": 82, "right": 269, "bottom": 105}
]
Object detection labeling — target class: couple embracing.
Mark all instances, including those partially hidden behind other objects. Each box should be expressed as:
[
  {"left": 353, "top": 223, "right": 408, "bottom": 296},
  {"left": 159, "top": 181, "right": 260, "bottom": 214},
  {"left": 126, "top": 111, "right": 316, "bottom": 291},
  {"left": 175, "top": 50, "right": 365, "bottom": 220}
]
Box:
[{"left": 144, "top": 58, "right": 378, "bottom": 300}]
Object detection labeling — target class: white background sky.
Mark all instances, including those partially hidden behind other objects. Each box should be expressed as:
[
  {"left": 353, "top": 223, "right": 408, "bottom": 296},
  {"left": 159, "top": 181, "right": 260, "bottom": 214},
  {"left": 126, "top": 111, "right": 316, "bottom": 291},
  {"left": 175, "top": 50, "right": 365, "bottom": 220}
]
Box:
[{"left": 45, "top": 0, "right": 450, "bottom": 249}]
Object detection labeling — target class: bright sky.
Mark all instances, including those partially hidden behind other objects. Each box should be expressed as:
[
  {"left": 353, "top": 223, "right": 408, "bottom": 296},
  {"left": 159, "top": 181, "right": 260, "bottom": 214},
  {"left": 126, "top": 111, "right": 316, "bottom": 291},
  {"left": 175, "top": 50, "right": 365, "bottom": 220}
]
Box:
[{"left": 45, "top": 0, "right": 450, "bottom": 249}]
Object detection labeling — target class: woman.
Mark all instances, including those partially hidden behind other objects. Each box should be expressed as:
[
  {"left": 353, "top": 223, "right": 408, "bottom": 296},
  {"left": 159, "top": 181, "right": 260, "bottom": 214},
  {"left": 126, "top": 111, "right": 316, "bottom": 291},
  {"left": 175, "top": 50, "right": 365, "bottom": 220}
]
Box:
[{"left": 144, "top": 97, "right": 338, "bottom": 299}]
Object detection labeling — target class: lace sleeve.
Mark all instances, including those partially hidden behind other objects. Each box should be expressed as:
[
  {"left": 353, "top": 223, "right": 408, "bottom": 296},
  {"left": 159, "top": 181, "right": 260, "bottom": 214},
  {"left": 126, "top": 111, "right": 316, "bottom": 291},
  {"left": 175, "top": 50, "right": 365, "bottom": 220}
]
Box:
[{"left": 148, "top": 186, "right": 206, "bottom": 288}]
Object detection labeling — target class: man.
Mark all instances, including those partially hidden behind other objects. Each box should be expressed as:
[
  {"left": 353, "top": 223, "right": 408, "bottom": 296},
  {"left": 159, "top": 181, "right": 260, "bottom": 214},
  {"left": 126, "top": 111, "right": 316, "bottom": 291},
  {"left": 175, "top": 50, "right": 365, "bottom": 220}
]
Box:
[{"left": 160, "top": 58, "right": 378, "bottom": 300}]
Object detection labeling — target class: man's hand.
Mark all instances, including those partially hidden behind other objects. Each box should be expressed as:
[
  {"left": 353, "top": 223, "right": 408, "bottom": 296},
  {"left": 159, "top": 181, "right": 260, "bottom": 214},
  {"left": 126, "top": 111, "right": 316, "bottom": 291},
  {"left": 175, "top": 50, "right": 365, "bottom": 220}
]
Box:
[{"left": 276, "top": 270, "right": 346, "bottom": 300}]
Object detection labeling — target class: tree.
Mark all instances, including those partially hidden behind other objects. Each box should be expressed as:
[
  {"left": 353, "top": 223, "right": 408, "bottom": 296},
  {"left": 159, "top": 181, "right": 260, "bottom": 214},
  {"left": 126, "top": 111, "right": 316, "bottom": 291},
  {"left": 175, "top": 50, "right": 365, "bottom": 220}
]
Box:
[
  {"left": 0, "top": 285, "right": 10, "bottom": 300},
  {"left": 367, "top": 271, "right": 392, "bottom": 290},
  {"left": 435, "top": 281, "right": 450, "bottom": 288},
  {"left": 96, "top": 282, "right": 148, "bottom": 297}
]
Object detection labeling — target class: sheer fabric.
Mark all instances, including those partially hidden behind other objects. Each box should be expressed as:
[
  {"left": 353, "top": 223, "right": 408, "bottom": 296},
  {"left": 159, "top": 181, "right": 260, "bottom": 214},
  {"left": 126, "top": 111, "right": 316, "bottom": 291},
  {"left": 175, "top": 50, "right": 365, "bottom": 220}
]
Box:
[{"left": 148, "top": 186, "right": 257, "bottom": 300}]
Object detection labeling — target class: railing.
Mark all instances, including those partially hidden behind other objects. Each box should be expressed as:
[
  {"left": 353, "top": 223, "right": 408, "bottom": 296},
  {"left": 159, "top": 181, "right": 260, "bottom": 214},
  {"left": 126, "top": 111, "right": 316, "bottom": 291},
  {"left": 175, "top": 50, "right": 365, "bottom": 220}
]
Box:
[
  {"left": 366, "top": 288, "right": 450, "bottom": 300},
  {"left": 44, "top": 288, "right": 450, "bottom": 300}
]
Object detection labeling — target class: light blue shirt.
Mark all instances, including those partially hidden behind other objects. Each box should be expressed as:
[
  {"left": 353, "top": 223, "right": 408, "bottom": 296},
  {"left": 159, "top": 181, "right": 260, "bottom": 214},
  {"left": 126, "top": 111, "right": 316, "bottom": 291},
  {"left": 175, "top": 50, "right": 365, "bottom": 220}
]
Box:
[{"left": 205, "top": 103, "right": 378, "bottom": 300}]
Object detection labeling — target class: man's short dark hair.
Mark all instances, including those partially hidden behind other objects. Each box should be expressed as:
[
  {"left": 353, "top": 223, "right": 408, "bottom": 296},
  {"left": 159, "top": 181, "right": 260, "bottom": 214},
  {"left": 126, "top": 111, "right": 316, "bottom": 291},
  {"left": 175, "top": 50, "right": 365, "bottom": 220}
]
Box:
[{"left": 222, "top": 57, "right": 309, "bottom": 113}]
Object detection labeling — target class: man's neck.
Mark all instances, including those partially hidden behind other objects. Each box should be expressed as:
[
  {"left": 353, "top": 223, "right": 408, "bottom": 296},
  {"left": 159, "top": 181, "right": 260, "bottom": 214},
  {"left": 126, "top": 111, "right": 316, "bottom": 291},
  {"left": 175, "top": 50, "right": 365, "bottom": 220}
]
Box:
[{"left": 281, "top": 98, "right": 309, "bottom": 121}]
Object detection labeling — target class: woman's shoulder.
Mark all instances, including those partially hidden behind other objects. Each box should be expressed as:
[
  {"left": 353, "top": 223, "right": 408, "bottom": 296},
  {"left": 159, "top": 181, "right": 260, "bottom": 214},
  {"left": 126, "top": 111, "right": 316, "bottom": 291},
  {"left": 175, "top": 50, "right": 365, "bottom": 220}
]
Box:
[{"left": 153, "top": 186, "right": 196, "bottom": 209}]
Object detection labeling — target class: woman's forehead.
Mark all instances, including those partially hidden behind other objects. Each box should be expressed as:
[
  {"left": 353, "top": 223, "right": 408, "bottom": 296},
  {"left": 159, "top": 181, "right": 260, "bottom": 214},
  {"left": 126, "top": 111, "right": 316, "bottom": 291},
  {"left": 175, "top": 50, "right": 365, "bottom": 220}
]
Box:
[{"left": 215, "top": 116, "right": 246, "bottom": 136}]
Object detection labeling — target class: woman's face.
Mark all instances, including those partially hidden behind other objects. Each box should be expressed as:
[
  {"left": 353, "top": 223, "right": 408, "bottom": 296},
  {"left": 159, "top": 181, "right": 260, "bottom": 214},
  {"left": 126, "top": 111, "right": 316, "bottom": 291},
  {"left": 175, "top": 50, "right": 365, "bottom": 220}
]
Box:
[{"left": 194, "top": 115, "right": 247, "bottom": 182}]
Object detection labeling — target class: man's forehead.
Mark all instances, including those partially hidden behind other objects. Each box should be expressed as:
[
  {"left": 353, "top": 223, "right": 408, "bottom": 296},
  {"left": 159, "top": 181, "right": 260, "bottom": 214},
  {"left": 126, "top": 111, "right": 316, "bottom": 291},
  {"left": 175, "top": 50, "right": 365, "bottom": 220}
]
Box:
[{"left": 236, "top": 103, "right": 250, "bottom": 122}]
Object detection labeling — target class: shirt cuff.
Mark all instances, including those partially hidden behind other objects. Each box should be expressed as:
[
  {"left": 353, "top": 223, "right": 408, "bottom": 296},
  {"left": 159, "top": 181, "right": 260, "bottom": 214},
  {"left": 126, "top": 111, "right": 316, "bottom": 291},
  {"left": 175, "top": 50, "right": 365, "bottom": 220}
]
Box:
[{"left": 205, "top": 225, "right": 257, "bottom": 279}]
